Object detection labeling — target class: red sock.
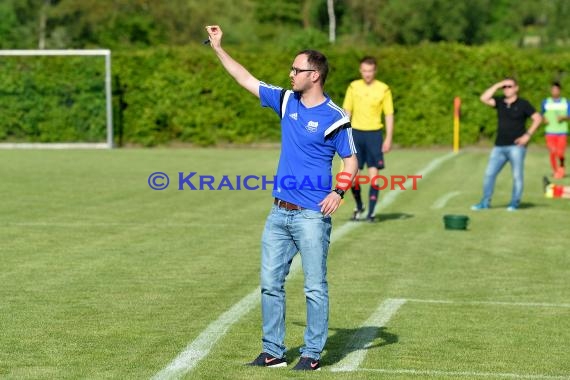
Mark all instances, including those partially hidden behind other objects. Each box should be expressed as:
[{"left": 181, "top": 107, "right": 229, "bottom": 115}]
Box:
[{"left": 550, "top": 152, "right": 558, "bottom": 172}]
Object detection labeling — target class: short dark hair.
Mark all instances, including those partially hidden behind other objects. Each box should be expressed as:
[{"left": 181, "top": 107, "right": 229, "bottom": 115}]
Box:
[
  {"left": 360, "top": 56, "right": 377, "bottom": 66},
  {"left": 504, "top": 76, "right": 518, "bottom": 85},
  {"left": 297, "top": 49, "right": 329, "bottom": 86},
  {"left": 552, "top": 81, "right": 562, "bottom": 89}
]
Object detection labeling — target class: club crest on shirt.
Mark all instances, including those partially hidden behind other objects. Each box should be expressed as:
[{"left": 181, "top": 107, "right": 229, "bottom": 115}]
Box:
[
  {"left": 289, "top": 112, "right": 298, "bottom": 120},
  {"left": 305, "top": 121, "right": 318, "bottom": 133}
]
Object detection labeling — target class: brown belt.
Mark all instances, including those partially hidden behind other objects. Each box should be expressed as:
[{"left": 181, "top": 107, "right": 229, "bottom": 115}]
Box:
[{"left": 274, "top": 198, "right": 304, "bottom": 210}]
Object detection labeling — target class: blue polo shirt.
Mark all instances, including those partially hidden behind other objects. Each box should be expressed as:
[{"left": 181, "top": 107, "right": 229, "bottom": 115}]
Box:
[{"left": 260, "top": 82, "right": 356, "bottom": 211}]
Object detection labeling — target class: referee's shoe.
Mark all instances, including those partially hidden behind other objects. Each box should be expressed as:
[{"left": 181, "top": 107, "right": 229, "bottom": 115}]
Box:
[{"left": 351, "top": 206, "right": 366, "bottom": 221}]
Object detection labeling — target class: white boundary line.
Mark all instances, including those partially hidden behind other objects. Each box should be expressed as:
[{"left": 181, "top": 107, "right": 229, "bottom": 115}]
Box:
[
  {"left": 406, "top": 298, "right": 570, "bottom": 308},
  {"left": 431, "top": 190, "right": 461, "bottom": 209},
  {"left": 357, "top": 368, "right": 570, "bottom": 379},
  {"left": 152, "top": 153, "right": 456, "bottom": 379},
  {"left": 330, "top": 298, "right": 407, "bottom": 372}
]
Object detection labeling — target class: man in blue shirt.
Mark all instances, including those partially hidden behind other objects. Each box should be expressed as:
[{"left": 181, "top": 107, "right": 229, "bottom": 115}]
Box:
[{"left": 205, "top": 25, "right": 358, "bottom": 371}]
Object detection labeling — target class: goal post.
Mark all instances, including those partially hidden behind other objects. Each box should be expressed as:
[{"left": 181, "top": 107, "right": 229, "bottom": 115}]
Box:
[{"left": 0, "top": 49, "right": 113, "bottom": 149}]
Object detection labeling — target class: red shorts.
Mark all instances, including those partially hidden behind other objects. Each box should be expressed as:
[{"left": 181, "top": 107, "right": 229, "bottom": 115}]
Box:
[{"left": 546, "top": 134, "right": 567, "bottom": 156}]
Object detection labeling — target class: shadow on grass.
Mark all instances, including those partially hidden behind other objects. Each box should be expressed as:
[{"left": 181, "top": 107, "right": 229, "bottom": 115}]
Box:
[
  {"left": 376, "top": 212, "right": 414, "bottom": 222},
  {"left": 285, "top": 324, "right": 398, "bottom": 367},
  {"left": 514, "top": 202, "right": 536, "bottom": 210},
  {"left": 488, "top": 202, "right": 537, "bottom": 209}
]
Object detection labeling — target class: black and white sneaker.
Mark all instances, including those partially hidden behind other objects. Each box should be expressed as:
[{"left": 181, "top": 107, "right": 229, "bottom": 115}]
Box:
[
  {"left": 246, "top": 352, "right": 287, "bottom": 368},
  {"left": 292, "top": 356, "right": 321, "bottom": 371},
  {"left": 543, "top": 176, "right": 551, "bottom": 193},
  {"left": 351, "top": 206, "right": 366, "bottom": 221}
]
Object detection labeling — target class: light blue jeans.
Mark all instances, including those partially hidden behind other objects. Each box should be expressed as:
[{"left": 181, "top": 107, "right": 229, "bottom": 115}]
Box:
[
  {"left": 260, "top": 204, "right": 332, "bottom": 360},
  {"left": 479, "top": 145, "right": 527, "bottom": 207}
]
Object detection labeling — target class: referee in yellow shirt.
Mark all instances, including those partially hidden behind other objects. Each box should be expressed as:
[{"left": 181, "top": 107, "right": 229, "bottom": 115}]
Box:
[{"left": 342, "top": 56, "right": 394, "bottom": 222}]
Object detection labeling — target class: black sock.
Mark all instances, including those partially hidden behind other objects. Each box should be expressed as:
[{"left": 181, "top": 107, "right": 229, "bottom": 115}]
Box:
[
  {"left": 368, "top": 188, "right": 379, "bottom": 217},
  {"left": 351, "top": 186, "right": 363, "bottom": 211}
]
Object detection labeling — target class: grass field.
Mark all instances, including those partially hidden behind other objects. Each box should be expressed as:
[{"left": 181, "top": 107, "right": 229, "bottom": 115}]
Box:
[{"left": 1, "top": 148, "right": 569, "bottom": 380}]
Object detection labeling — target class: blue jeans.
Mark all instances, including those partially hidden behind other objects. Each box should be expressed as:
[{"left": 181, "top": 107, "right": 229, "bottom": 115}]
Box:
[
  {"left": 260, "top": 204, "right": 332, "bottom": 360},
  {"left": 479, "top": 145, "right": 527, "bottom": 207}
]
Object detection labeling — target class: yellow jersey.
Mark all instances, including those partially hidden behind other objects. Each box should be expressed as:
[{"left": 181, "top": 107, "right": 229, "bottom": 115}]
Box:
[{"left": 342, "top": 79, "right": 394, "bottom": 131}]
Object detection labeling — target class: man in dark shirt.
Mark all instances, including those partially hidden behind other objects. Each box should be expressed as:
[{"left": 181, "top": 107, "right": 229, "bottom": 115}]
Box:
[{"left": 472, "top": 77, "right": 542, "bottom": 211}]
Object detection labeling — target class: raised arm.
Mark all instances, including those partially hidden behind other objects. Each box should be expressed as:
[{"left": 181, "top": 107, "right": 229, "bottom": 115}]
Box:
[
  {"left": 205, "top": 25, "right": 260, "bottom": 98},
  {"left": 480, "top": 81, "right": 506, "bottom": 107}
]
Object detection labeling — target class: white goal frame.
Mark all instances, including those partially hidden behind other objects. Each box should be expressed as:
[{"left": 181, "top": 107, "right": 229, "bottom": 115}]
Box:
[{"left": 0, "top": 49, "right": 113, "bottom": 149}]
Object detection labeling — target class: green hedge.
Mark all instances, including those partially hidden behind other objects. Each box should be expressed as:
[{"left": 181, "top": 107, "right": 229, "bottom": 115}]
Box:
[
  {"left": 0, "top": 56, "right": 107, "bottom": 142},
  {"left": 2, "top": 43, "right": 569, "bottom": 147}
]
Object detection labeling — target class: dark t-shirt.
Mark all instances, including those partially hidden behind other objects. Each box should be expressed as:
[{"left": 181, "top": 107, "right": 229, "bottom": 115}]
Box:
[{"left": 493, "top": 96, "right": 536, "bottom": 146}]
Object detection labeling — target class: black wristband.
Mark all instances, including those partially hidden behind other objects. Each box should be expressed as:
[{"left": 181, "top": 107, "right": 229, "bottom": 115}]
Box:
[{"left": 332, "top": 188, "right": 345, "bottom": 199}]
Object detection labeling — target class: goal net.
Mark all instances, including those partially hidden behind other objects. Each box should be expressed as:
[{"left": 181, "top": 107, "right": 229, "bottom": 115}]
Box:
[{"left": 0, "top": 50, "right": 113, "bottom": 149}]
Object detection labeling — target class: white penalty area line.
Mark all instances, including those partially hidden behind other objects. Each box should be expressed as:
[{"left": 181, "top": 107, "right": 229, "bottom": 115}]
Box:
[
  {"left": 356, "top": 368, "right": 570, "bottom": 379},
  {"left": 152, "top": 153, "right": 456, "bottom": 380}
]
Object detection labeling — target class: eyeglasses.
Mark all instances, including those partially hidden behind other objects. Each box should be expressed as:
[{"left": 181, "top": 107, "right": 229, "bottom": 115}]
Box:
[
  {"left": 290, "top": 67, "right": 316, "bottom": 76},
  {"left": 502, "top": 85, "right": 514, "bottom": 89}
]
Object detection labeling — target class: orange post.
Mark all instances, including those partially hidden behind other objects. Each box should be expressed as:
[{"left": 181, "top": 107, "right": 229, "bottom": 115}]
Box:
[{"left": 453, "top": 97, "right": 461, "bottom": 153}]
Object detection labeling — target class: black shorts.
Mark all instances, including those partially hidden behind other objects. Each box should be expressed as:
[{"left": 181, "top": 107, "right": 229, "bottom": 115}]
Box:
[{"left": 353, "top": 129, "right": 385, "bottom": 170}]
